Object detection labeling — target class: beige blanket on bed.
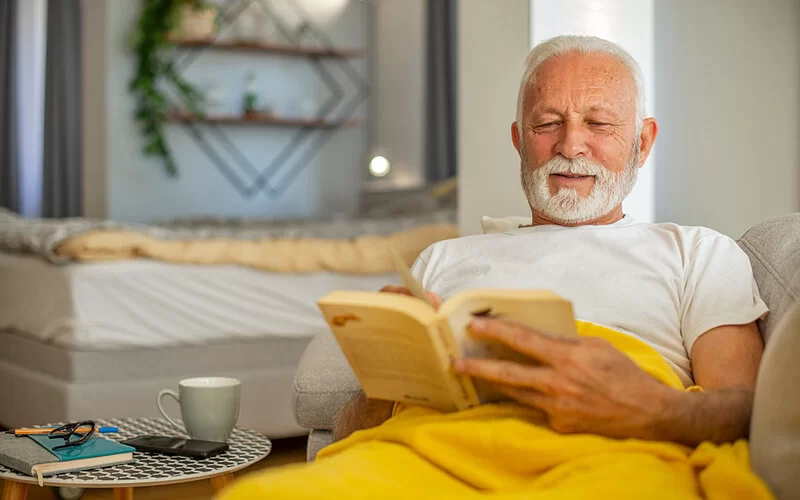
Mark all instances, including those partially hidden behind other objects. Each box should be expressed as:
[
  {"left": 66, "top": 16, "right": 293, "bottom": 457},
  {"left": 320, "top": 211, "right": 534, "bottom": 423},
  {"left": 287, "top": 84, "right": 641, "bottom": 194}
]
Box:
[{"left": 54, "top": 223, "right": 458, "bottom": 274}]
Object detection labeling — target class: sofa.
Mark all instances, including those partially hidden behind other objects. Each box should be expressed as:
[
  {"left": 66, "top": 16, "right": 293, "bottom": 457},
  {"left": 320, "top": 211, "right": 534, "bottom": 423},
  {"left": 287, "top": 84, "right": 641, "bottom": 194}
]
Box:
[{"left": 292, "top": 213, "right": 800, "bottom": 498}]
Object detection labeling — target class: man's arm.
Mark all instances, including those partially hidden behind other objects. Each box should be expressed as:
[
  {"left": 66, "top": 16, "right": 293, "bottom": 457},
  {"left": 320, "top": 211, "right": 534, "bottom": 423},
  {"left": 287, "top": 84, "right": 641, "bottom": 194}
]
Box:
[
  {"left": 654, "top": 322, "right": 763, "bottom": 445},
  {"left": 332, "top": 391, "right": 394, "bottom": 442},
  {"left": 454, "top": 319, "right": 763, "bottom": 446}
]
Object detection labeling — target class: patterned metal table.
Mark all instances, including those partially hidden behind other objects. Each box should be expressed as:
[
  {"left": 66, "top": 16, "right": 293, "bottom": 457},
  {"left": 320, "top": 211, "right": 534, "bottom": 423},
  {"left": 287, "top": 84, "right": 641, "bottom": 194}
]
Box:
[{"left": 0, "top": 417, "right": 272, "bottom": 500}]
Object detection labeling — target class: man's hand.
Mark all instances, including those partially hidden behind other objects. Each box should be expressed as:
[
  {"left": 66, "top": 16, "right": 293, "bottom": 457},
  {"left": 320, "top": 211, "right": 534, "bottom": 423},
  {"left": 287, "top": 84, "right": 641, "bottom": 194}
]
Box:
[
  {"left": 332, "top": 285, "right": 442, "bottom": 442},
  {"left": 454, "top": 318, "right": 762, "bottom": 446},
  {"left": 453, "top": 318, "right": 673, "bottom": 440}
]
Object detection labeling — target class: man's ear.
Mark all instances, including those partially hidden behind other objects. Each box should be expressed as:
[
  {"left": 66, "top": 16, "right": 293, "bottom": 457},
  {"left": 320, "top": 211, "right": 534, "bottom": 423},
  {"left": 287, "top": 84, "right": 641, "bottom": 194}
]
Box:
[
  {"left": 637, "top": 118, "right": 658, "bottom": 167},
  {"left": 511, "top": 122, "right": 522, "bottom": 156}
]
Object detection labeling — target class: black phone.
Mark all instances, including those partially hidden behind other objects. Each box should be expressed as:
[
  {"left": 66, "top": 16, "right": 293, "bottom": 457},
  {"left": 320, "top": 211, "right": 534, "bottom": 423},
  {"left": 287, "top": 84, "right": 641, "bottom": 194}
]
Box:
[{"left": 120, "top": 435, "right": 229, "bottom": 459}]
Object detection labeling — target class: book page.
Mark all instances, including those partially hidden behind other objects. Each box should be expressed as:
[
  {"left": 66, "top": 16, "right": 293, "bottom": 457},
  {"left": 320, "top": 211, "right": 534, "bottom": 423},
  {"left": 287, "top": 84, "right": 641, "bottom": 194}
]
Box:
[
  {"left": 439, "top": 289, "right": 577, "bottom": 403},
  {"left": 319, "top": 292, "right": 460, "bottom": 411}
]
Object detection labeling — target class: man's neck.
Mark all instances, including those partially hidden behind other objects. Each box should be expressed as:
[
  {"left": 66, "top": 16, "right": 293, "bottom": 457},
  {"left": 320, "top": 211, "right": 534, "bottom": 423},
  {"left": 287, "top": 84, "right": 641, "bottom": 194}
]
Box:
[{"left": 528, "top": 206, "right": 625, "bottom": 227}]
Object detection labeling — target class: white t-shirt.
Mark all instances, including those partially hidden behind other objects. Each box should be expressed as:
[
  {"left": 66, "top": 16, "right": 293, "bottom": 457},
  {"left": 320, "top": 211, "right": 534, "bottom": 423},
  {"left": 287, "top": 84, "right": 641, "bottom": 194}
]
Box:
[{"left": 411, "top": 216, "right": 768, "bottom": 386}]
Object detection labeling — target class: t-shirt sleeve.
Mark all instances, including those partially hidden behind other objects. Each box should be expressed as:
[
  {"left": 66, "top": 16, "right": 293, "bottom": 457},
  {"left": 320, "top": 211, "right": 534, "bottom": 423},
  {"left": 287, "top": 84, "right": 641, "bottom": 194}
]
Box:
[
  {"left": 681, "top": 234, "right": 769, "bottom": 355},
  {"left": 410, "top": 245, "right": 433, "bottom": 285}
]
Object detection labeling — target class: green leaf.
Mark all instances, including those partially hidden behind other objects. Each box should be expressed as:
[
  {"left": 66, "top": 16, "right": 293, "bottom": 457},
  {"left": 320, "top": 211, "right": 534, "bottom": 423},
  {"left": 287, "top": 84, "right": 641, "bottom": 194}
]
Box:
[{"left": 129, "top": 0, "right": 189, "bottom": 177}]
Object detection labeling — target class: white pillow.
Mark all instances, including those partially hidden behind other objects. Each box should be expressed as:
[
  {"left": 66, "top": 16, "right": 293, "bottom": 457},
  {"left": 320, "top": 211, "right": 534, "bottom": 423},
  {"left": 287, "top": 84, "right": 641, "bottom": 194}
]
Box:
[{"left": 480, "top": 215, "right": 530, "bottom": 234}]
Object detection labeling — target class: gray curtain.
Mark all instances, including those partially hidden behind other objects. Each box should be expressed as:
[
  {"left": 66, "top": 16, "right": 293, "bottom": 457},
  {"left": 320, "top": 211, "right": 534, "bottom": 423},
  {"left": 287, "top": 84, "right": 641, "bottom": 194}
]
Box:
[
  {"left": 425, "top": 0, "right": 458, "bottom": 182},
  {"left": 0, "top": 0, "right": 19, "bottom": 212},
  {"left": 42, "top": 0, "right": 82, "bottom": 218}
]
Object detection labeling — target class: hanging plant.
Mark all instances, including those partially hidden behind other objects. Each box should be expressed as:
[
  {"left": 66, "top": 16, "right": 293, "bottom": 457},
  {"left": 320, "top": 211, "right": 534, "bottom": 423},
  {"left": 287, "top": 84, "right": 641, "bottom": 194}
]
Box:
[{"left": 129, "top": 0, "right": 212, "bottom": 177}]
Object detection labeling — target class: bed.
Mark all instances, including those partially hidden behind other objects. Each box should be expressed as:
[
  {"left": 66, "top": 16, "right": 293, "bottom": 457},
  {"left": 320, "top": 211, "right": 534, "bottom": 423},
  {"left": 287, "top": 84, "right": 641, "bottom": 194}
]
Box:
[{"left": 0, "top": 207, "right": 457, "bottom": 438}]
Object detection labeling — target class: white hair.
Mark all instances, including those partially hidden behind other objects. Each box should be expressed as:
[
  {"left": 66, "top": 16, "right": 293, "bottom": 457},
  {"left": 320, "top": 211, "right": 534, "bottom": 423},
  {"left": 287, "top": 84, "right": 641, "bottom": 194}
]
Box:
[{"left": 515, "top": 35, "right": 646, "bottom": 132}]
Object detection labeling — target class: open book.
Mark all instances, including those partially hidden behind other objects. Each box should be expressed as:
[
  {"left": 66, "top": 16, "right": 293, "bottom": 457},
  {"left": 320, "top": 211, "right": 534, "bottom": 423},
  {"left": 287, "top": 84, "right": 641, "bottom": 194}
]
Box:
[{"left": 318, "top": 288, "right": 577, "bottom": 412}]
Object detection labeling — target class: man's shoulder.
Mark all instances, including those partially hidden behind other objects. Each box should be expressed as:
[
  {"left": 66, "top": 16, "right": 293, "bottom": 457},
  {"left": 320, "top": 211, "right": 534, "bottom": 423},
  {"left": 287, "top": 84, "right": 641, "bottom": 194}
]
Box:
[
  {"left": 417, "top": 232, "right": 508, "bottom": 263},
  {"left": 427, "top": 232, "right": 508, "bottom": 252},
  {"left": 640, "top": 222, "right": 736, "bottom": 246}
]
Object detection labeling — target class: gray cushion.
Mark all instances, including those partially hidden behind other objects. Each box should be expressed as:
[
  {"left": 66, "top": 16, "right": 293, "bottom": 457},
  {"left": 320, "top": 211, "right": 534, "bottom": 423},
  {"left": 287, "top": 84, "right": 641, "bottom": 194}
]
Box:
[
  {"left": 292, "top": 332, "right": 360, "bottom": 430},
  {"left": 751, "top": 298, "right": 800, "bottom": 499},
  {"left": 737, "top": 213, "right": 800, "bottom": 343},
  {"left": 738, "top": 214, "right": 800, "bottom": 499}
]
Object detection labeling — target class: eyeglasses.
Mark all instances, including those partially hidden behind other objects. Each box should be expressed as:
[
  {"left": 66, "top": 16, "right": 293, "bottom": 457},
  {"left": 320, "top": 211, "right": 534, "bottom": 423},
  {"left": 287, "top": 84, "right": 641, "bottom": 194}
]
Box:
[{"left": 48, "top": 421, "right": 96, "bottom": 450}]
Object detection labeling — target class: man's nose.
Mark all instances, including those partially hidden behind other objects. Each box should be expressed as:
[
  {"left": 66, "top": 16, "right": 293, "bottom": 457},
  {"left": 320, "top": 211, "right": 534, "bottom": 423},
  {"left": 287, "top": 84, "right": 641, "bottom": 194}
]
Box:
[{"left": 555, "top": 122, "right": 589, "bottom": 159}]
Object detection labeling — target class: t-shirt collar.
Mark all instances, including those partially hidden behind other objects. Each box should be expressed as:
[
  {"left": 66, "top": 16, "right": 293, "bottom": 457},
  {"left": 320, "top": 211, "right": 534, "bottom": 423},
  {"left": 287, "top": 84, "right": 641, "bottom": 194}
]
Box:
[{"left": 505, "top": 215, "right": 638, "bottom": 235}]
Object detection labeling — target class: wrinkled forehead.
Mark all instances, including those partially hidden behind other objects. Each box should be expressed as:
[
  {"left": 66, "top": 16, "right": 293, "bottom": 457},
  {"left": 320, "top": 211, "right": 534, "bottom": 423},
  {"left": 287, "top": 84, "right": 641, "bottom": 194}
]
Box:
[{"left": 527, "top": 52, "right": 637, "bottom": 117}]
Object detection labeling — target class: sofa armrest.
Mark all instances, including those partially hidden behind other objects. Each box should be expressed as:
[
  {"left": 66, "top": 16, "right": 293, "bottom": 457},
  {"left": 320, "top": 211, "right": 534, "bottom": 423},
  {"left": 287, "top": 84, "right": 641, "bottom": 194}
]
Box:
[
  {"left": 751, "top": 298, "right": 800, "bottom": 499},
  {"left": 292, "top": 332, "right": 360, "bottom": 430},
  {"left": 738, "top": 213, "right": 800, "bottom": 343}
]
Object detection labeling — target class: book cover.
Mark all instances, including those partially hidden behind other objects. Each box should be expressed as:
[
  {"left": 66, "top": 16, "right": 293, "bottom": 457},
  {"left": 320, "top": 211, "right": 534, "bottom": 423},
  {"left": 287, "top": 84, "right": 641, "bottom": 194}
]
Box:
[
  {"left": 0, "top": 433, "right": 55, "bottom": 476},
  {"left": 28, "top": 434, "right": 135, "bottom": 461}
]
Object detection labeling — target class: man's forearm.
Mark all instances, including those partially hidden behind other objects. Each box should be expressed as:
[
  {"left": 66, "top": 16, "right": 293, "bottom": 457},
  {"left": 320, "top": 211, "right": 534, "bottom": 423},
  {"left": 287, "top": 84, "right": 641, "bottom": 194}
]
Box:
[
  {"left": 332, "top": 391, "right": 394, "bottom": 442},
  {"left": 654, "top": 387, "right": 754, "bottom": 446}
]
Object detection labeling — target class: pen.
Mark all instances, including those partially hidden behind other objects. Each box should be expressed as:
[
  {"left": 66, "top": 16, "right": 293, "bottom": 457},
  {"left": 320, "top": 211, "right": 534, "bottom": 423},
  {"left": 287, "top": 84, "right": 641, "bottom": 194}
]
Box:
[{"left": 13, "top": 426, "right": 119, "bottom": 436}]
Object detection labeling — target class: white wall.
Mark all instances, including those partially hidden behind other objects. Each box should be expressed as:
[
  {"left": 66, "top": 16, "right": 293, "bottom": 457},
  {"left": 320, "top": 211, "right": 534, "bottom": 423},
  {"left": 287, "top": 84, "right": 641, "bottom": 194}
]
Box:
[
  {"left": 366, "top": 0, "right": 426, "bottom": 190},
  {"left": 457, "top": 0, "right": 531, "bottom": 235},
  {"left": 654, "top": 0, "right": 800, "bottom": 237},
  {"left": 98, "top": 0, "right": 368, "bottom": 223}
]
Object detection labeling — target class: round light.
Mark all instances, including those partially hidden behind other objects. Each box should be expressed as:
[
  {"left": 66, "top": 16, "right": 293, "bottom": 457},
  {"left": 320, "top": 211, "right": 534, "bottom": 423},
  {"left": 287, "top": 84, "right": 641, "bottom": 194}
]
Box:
[{"left": 369, "top": 155, "right": 391, "bottom": 177}]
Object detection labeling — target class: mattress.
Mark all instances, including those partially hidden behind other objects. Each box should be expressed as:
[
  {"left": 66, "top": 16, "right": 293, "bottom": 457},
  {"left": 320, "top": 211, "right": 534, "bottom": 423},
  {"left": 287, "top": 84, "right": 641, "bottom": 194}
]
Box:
[
  {"left": 0, "top": 253, "right": 399, "bottom": 350},
  {"left": 0, "top": 331, "right": 310, "bottom": 437}
]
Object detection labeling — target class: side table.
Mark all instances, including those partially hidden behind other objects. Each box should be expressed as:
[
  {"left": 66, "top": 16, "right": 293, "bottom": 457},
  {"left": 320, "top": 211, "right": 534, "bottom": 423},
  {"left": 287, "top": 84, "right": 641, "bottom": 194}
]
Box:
[{"left": 0, "top": 417, "right": 272, "bottom": 500}]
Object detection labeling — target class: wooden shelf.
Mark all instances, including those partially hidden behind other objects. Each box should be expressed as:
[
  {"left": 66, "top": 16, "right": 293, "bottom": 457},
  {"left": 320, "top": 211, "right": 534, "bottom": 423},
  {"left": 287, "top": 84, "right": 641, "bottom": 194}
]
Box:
[
  {"left": 165, "top": 112, "right": 363, "bottom": 129},
  {"left": 171, "top": 38, "right": 365, "bottom": 59}
]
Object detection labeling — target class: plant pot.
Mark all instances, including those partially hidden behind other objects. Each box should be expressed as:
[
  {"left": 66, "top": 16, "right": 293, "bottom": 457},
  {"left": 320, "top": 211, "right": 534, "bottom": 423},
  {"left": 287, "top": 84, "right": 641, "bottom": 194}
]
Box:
[{"left": 173, "top": 3, "right": 217, "bottom": 40}]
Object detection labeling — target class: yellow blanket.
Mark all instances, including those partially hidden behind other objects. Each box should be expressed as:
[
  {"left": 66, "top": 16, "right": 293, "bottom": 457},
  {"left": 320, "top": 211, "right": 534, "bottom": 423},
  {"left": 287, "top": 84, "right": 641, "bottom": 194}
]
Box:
[
  {"left": 54, "top": 223, "right": 458, "bottom": 274},
  {"left": 218, "top": 322, "right": 773, "bottom": 499}
]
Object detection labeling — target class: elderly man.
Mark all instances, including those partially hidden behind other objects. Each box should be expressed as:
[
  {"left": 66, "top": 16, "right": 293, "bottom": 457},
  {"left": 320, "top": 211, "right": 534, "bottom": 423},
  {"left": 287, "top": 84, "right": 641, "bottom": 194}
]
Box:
[{"left": 219, "top": 36, "right": 772, "bottom": 499}]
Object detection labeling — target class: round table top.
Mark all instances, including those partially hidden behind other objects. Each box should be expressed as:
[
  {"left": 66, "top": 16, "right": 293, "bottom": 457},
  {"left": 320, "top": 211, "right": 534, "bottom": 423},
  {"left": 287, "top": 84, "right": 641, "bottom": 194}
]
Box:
[{"left": 0, "top": 417, "right": 272, "bottom": 488}]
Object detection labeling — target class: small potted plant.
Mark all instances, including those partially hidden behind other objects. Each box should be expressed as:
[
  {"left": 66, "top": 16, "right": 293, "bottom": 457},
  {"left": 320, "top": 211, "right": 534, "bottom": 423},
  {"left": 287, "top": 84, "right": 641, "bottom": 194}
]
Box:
[{"left": 173, "top": 0, "right": 218, "bottom": 40}]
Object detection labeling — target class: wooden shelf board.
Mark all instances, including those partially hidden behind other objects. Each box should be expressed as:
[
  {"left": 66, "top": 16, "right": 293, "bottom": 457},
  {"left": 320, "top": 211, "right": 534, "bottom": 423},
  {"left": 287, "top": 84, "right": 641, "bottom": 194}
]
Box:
[
  {"left": 171, "top": 38, "right": 365, "bottom": 59},
  {"left": 165, "top": 112, "right": 363, "bottom": 129}
]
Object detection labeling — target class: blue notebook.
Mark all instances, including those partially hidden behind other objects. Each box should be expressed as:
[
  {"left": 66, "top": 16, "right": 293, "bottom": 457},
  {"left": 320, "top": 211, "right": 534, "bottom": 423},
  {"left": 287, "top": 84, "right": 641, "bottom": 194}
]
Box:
[{"left": 28, "top": 435, "right": 135, "bottom": 461}]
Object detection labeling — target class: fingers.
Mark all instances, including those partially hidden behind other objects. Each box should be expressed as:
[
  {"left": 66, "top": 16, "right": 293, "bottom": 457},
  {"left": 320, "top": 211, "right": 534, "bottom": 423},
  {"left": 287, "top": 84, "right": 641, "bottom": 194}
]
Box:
[
  {"left": 469, "top": 318, "right": 572, "bottom": 364},
  {"left": 453, "top": 358, "right": 559, "bottom": 395},
  {"left": 491, "top": 384, "right": 551, "bottom": 409},
  {"left": 425, "top": 292, "right": 442, "bottom": 310}
]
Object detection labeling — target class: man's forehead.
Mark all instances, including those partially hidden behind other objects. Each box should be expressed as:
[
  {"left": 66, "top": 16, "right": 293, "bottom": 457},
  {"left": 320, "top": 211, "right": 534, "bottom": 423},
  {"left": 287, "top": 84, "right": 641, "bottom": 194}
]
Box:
[{"left": 528, "top": 52, "right": 636, "bottom": 111}]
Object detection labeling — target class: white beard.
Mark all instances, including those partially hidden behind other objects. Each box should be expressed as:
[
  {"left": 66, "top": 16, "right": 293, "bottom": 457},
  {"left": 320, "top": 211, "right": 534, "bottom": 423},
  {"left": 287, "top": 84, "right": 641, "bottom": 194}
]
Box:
[{"left": 520, "top": 141, "right": 640, "bottom": 224}]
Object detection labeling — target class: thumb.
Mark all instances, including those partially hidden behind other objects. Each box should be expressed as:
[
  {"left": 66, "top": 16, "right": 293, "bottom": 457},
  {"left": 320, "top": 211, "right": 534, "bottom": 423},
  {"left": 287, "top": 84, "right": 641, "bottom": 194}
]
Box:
[{"left": 426, "top": 292, "right": 442, "bottom": 311}]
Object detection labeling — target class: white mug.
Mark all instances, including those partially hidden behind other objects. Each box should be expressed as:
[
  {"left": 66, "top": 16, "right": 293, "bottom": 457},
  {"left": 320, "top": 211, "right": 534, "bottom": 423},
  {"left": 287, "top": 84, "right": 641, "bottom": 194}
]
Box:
[{"left": 157, "top": 377, "right": 241, "bottom": 442}]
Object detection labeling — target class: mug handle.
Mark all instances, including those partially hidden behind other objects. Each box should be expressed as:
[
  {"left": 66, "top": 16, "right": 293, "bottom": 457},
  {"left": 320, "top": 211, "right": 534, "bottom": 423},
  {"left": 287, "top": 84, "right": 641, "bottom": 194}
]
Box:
[{"left": 157, "top": 389, "right": 186, "bottom": 434}]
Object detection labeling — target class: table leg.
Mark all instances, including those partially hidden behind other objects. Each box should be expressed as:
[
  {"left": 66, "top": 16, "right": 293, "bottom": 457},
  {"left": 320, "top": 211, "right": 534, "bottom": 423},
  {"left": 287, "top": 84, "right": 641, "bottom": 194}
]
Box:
[
  {"left": 1, "top": 480, "right": 28, "bottom": 500},
  {"left": 113, "top": 487, "right": 134, "bottom": 500},
  {"left": 210, "top": 473, "right": 235, "bottom": 493}
]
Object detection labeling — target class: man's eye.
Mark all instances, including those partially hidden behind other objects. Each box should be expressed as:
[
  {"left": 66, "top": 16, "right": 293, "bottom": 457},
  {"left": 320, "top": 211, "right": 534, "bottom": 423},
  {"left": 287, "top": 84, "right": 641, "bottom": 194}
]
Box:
[
  {"left": 588, "top": 122, "right": 611, "bottom": 127},
  {"left": 535, "top": 122, "right": 560, "bottom": 130}
]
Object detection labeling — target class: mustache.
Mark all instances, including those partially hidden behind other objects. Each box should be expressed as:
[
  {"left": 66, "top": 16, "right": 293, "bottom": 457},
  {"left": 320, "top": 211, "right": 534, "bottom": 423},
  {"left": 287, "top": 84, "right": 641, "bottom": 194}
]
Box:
[{"left": 539, "top": 155, "right": 608, "bottom": 178}]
